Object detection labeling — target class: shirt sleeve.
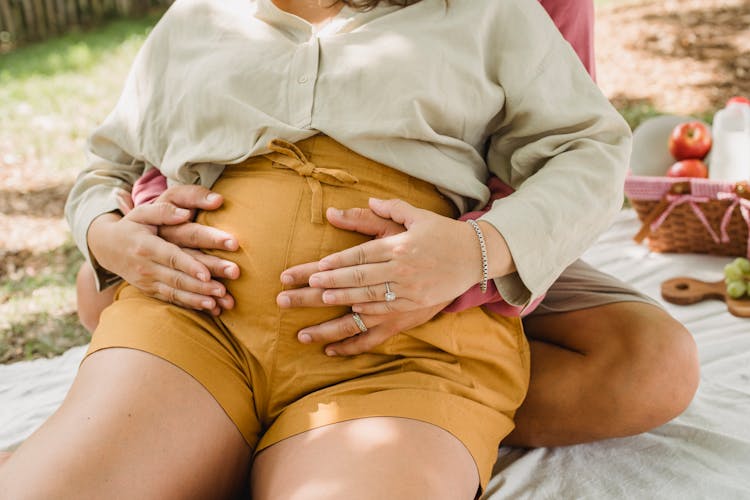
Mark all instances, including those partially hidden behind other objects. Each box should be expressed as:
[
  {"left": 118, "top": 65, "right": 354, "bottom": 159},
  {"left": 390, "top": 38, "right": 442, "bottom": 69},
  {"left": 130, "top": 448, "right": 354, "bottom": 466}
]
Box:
[
  {"left": 64, "top": 142, "right": 146, "bottom": 290},
  {"left": 479, "top": 2, "right": 632, "bottom": 310}
]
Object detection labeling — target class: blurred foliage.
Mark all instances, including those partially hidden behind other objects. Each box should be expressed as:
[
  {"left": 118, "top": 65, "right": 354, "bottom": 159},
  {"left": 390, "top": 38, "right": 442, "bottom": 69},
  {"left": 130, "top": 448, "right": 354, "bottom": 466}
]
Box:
[{"left": 0, "top": 18, "right": 154, "bottom": 363}]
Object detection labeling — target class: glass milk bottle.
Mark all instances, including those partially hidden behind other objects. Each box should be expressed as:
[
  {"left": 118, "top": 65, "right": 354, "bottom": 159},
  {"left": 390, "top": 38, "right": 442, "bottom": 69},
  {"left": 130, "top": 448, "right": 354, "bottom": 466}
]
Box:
[{"left": 709, "top": 97, "right": 750, "bottom": 181}]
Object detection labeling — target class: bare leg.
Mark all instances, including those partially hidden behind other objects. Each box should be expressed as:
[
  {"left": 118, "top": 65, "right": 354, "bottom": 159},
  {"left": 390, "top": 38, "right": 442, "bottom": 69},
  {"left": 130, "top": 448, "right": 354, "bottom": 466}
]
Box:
[
  {"left": 0, "top": 452, "right": 10, "bottom": 466},
  {"left": 0, "top": 348, "right": 251, "bottom": 499},
  {"left": 252, "top": 417, "right": 479, "bottom": 500},
  {"left": 76, "top": 263, "right": 118, "bottom": 332},
  {"left": 506, "top": 302, "right": 699, "bottom": 447}
]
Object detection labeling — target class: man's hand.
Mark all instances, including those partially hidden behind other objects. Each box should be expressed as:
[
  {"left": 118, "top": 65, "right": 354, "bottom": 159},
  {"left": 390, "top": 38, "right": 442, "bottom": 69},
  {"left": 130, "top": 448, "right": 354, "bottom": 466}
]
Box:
[
  {"left": 154, "top": 185, "right": 240, "bottom": 285},
  {"left": 87, "top": 185, "right": 240, "bottom": 315}
]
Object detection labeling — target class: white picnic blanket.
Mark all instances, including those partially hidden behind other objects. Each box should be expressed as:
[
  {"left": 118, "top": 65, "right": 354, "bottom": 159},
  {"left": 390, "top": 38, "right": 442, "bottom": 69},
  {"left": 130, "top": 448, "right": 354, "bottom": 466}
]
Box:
[
  {"left": 2, "top": 209, "right": 749, "bottom": 498},
  {"left": 486, "top": 210, "right": 750, "bottom": 499}
]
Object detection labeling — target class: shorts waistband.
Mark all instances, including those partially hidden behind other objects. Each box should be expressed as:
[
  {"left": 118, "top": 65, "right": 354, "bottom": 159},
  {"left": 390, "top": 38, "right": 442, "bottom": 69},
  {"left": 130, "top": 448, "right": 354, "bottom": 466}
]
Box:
[{"left": 229, "top": 134, "right": 457, "bottom": 221}]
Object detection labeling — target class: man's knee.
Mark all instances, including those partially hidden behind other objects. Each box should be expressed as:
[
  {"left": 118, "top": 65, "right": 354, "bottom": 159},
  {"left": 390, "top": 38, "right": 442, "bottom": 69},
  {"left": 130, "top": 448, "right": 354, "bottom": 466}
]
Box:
[
  {"left": 611, "top": 305, "right": 699, "bottom": 426},
  {"left": 651, "top": 315, "right": 700, "bottom": 419}
]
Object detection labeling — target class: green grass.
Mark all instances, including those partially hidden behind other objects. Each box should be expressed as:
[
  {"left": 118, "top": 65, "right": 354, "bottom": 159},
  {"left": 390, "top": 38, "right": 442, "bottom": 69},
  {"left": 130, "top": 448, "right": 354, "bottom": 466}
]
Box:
[
  {"left": 0, "top": 242, "right": 82, "bottom": 298},
  {"left": 1, "top": 313, "right": 87, "bottom": 364},
  {"left": 618, "top": 102, "right": 663, "bottom": 131},
  {"left": 0, "top": 15, "right": 160, "bottom": 175},
  {"left": 0, "top": 16, "right": 162, "bottom": 363},
  {"left": 614, "top": 99, "right": 715, "bottom": 132},
  {"left": 0, "top": 241, "right": 88, "bottom": 363}
]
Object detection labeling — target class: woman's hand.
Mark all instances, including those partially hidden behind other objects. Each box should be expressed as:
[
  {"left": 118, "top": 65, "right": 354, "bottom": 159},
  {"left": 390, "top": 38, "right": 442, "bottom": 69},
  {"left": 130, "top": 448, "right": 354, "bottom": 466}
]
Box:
[
  {"left": 301, "top": 198, "right": 491, "bottom": 315},
  {"left": 279, "top": 205, "right": 407, "bottom": 305},
  {"left": 281, "top": 259, "right": 448, "bottom": 355},
  {"left": 278, "top": 207, "right": 449, "bottom": 355},
  {"left": 301, "top": 302, "right": 448, "bottom": 356},
  {"left": 86, "top": 185, "right": 240, "bottom": 315}
]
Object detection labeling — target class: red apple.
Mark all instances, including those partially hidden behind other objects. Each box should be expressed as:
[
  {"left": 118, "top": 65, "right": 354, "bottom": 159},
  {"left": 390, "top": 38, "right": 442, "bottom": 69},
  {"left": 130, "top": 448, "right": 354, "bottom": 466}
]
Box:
[
  {"left": 668, "top": 121, "right": 712, "bottom": 160},
  {"left": 666, "top": 159, "right": 708, "bottom": 178}
]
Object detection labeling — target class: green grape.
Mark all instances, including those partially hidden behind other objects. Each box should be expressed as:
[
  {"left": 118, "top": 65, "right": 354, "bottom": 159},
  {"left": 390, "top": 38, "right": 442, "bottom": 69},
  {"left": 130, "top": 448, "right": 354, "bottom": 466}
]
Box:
[
  {"left": 732, "top": 257, "right": 750, "bottom": 274},
  {"left": 724, "top": 263, "right": 744, "bottom": 281},
  {"left": 726, "top": 279, "right": 748, "bottom": 299}
]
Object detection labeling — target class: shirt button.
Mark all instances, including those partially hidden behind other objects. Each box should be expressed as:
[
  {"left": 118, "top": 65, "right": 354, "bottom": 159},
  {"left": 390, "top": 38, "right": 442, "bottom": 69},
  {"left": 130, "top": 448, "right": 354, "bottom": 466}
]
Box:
[{"left": 297, "top": 75, "right": 309, "bottom": 84}]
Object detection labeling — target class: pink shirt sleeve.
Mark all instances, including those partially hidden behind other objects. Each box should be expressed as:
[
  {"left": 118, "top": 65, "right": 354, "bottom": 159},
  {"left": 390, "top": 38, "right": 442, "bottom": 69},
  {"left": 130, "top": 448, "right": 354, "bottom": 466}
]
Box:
[
  {"left": 131, "top": 168, "right": 168, "bottom": 207},
  {"left": 538, "top": 0, "right": 596, "bottom": 80}
]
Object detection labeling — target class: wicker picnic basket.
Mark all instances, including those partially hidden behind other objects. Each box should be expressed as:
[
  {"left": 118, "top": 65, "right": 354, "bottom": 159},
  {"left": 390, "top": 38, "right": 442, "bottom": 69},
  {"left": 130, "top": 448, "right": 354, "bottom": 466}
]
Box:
[{"left": 624, "top": 175, "right": 750, "bottom": 258}]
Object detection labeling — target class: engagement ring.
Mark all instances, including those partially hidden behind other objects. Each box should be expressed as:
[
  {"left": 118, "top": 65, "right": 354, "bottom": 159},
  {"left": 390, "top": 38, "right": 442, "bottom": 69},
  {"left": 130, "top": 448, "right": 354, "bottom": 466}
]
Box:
[{"left": 384, "top": 282, "right": 396, "bottom": 302}]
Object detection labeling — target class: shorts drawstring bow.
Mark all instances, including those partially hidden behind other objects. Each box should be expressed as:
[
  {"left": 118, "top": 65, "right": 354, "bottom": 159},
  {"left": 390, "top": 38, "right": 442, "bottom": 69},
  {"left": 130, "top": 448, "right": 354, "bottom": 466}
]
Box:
[{"left": 266, "top": 138, "right": 358, "bottom": 223}]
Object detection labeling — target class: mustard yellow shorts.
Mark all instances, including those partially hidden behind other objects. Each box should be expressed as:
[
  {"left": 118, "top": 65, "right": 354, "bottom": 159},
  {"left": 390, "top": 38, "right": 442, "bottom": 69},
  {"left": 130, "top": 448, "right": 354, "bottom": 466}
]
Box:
[{"left": 87, "top": 135, "right": 530, "bottom": 488}]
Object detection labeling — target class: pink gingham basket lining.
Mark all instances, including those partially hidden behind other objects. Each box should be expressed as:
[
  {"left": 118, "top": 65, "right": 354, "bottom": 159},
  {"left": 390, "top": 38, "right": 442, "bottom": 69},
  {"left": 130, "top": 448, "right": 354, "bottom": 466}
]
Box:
[{"left": 624, "top": 175, "right": 736, "bottom": 201}]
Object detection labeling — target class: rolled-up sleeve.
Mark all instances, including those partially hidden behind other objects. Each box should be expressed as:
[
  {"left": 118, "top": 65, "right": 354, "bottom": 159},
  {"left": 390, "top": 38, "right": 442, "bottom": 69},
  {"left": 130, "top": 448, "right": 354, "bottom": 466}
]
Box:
[
  {"left": 64, "top": 146, "right": 144, "bottom": 289},
  {"left": 480, "top": 9, "right": 632, "bottom": 309}
]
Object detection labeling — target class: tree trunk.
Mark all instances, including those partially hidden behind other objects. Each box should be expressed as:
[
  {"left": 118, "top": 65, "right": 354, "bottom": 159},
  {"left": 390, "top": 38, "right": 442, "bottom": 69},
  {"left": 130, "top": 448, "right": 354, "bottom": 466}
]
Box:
[
  {"left": 132, "top": 0, "right": 148, "bottom": 16},
  {"left": 77, "top": 0, "right": 89, "bottom": 24},
  {"left": 55, "top": 0, "right": 66, "bottom": 31},
  {"left": 32, "top": 0, "right": 47, "bottom": 38},
  {"left": 66, "top": 0, "right": 77, "bottom": 26},
  {"left": 21, "top": 0, "right": 35, "bottom": 39},
  {"left": 44, "top": 0, "right": 57, "bottom": 34},
  {"left": 90, "top": 0, "right": 102, "bottom": 20}
]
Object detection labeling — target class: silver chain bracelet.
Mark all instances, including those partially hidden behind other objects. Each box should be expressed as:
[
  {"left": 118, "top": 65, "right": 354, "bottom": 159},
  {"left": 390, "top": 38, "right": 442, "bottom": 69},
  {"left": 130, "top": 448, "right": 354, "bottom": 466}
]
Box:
[{"left": 466, "top": 219, "right": 489, "bottom": 293}]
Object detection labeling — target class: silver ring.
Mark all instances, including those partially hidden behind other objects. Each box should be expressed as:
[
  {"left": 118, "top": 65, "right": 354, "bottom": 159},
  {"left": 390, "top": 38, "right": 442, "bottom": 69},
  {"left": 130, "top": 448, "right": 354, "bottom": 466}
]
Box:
[
  {"left": 384, "top": 282, "right": 397, "bottom": 302},
  {"left": 352, "top": 312, "right": 368, "bottom": 333}
]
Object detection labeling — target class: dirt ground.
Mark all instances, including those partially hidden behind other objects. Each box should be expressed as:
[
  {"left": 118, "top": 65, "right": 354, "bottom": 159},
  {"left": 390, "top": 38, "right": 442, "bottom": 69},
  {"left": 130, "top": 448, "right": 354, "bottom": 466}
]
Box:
[{"left": 596, "top": 0, "right": 750, "bottom": 117}]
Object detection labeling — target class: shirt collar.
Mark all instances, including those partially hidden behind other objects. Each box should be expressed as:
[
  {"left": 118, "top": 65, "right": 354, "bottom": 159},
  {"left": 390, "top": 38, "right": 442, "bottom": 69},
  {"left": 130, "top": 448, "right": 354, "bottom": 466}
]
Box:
[{"left": 254, "top": 0, "right": 400, "bottom": 40}]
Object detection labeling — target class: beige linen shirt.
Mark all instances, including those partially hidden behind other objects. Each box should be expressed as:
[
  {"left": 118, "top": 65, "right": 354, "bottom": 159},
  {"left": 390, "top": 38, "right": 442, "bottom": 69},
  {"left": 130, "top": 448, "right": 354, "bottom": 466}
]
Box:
[{"left": 65, "top": 0, "right": 632, "bottom": 309}]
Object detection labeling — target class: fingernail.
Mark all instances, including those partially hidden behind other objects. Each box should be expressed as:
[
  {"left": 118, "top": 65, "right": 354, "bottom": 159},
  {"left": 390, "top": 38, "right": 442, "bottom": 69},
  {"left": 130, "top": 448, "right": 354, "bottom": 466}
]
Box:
[
  {"left": 322, "top": 291, "right": 334, "bottom": 304},
  {"left": 224, "top": 239, "right": 237, "bottom": 250},
  {"left": 298, "top": 333, "right": 312, "bottom": 344},
  {"left": 201, "top": 299, "right": 214, "bottom": 309},
  {"left": 309, "top": 275, "right": 321, "bottom": 287},
  {"left": 212, "top": 288, "right": 224, "bottom": 296},
  {"left": 206, "top": 193, "right": 221, "bottom": 202},
  {"left": 225, "top": 266, "right": 238, "bottom": 278},
  {"left": 370, "top": 197, "right": 383, "bottom": 204},
  {"left": 175, "top": 208, "right": 190, "bottom": 217},
  {"left": 196, "top": 272, "right": 208, "bottom": 282},
  {"left": 280, "top": 274, "right": 293, "bottom": 285},
  {"left": 327, "top": 207, "right": 344, "bottom": 218},
  {"left": 325, "top": 348, "right": 337, "bottom": 356},
  {"left": 277, "top": 295, "right": 291, "bottom": 308},
  {"left": 352, "top": 305, "right": 363, "bottom": 313}
]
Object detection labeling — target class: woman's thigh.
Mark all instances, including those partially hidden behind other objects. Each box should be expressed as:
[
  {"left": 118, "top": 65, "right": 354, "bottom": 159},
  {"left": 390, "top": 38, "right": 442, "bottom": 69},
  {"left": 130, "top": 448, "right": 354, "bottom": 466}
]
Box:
[
  {"left": 0, "top": 348, "right": 251, "bottom": 500},
  {"left": 251, "top": 417, "right": 479, "bottom": 500}
]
